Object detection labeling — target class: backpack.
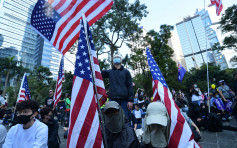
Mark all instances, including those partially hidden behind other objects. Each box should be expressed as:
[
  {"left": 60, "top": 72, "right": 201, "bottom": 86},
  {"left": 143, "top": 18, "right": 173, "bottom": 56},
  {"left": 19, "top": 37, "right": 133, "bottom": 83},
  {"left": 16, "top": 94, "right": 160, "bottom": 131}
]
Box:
[{"left": 207, "top": 112, "right": 223, "bottom": 132}]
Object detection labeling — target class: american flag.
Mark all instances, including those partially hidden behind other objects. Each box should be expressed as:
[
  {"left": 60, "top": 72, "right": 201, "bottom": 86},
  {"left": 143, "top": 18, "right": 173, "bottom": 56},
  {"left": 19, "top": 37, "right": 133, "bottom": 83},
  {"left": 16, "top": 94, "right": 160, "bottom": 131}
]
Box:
[
  {"left": 67, "top": 20, "right": 103, "bottom": 148},
  {"left": 53, "top": 56, "right": 65, "bottom": 108},
  {"left": 17, "top": 73, "right": 31, "bottom": 103},
  {"left": 208, "top": 0, "right": 223, "bottom": 16},
  {"left": 85, "top": 19, "right": 107, "bottom": 106},
  {"left": 31, "top": 0, "right": 113, "bottom": 55},
  {"left": 146, "top": 47, "right": 201, "bottom": 148}
]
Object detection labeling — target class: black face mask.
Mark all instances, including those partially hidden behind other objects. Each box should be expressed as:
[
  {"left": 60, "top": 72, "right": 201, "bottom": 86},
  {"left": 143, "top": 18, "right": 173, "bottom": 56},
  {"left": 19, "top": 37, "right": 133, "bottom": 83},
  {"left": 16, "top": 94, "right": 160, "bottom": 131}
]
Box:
[{"left": 17, "top": 113, "right": 33, "bottom": 124}]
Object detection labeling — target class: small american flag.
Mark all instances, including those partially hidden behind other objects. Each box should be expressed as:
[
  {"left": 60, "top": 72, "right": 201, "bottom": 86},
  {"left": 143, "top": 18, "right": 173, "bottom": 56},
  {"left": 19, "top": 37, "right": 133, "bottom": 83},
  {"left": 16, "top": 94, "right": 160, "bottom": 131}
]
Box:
[
  {"left": 146, "top": 47, "right": 201, "bottom": 148},
  {"left": 67, "top": 19, "right": 103, "bottom": 148},
  {"left": 208, "top": 0, "right": 223, "bottom": 16},
  {"left": 17, "top": 73, "right": 31, "bottom": 103},
  {"left": 31, "top": 0, "right": 113, "bottom": 55},
  {"left": 53, "top": 56, "right": 65, "bottom": 108}
]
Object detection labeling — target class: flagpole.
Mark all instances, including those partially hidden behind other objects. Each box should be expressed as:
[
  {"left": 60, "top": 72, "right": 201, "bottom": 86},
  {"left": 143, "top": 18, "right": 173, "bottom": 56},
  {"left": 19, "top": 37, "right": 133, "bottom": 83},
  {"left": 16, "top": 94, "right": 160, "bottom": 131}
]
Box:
[
  {"left": 14, "top": 73, "right": 27, "bottom": 115},
  {"left": 82, "top": 12, "right": 108, "bottom": 148},
  {"left": 204, "top": 0, "right": 211, "bottom": 113}
]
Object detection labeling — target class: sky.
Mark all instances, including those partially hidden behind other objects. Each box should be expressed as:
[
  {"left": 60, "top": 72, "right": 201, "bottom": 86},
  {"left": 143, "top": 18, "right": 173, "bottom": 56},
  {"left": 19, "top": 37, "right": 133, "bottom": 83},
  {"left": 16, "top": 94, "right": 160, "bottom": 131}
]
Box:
[{"left": 100, "top": 0, "right": 236, "bottom": 60}]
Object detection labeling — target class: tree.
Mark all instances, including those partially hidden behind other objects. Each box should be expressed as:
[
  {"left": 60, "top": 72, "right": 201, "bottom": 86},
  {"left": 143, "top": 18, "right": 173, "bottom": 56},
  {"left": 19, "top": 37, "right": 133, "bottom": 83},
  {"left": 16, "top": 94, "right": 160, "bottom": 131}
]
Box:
[
  {"left": 144, "top": 25, "right": 185, "bottom": 91},
  {"left": 219, "top": 4, "right": 237, "bottom": 49},
  {"left": 217, "top": 5, "right": 237, "bottom": 64},
  {"left": 183, "top": 64, "right": 236, "bottom": 94},
  {"left": 28, "top": 66, "right": 54, "bottom": 104},
  {"left": 92, "top": 0, "right": 148, "bottom": 66},
  {"left": 2, "top": 56, "right": 18, "bottom": 97},
  {"left": 62, "top": 71, "right": 73, "bottom": 97}
]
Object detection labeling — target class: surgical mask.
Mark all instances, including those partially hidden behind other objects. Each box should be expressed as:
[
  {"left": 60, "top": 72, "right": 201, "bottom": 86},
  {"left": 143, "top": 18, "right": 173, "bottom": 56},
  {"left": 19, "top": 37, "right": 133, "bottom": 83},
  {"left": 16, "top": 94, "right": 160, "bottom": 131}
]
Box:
[
  {"left": 194, "top": 85, "right": 197, "bottom": 88},
  {"left": 113, "top": 58, "right": 121, "bottom": 64},
  {"left": 17, "top": 113, "right": 33, "bottom": 124},
  {"left": 216, "top": 95, "right": 219, "bottom": 98}
]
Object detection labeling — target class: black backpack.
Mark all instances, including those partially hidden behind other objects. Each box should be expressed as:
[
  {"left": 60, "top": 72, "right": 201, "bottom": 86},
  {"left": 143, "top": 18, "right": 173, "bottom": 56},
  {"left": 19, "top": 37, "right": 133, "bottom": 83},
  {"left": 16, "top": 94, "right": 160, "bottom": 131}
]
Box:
[{"left": 207, "top": 112, "right": 223, "bottom": 132}]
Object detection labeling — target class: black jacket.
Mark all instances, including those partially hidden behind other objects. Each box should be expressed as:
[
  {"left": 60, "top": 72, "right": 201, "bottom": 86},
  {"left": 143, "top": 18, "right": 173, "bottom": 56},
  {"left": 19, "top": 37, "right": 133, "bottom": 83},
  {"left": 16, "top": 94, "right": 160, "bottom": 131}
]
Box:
[
  {"left": 44, "top": 120, "right": 60, "bottom": 148},
  {"left": 102, "top": 66, "right": 134, "bottom": 102},
  {"left": 105, "top": 123, "right": 140, "bottom": 148}
]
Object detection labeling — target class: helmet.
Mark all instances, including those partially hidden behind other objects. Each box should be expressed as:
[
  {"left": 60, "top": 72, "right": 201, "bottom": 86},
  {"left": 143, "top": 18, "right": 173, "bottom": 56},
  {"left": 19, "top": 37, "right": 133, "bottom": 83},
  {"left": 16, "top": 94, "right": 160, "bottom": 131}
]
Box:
[{"left": 211, "top": 84, "right": 215, "bottom": 89}]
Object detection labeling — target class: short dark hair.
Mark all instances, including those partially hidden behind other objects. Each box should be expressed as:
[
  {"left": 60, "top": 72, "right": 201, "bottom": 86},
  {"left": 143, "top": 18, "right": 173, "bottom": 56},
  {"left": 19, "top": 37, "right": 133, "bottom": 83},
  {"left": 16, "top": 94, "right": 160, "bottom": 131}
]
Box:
[
  {"left": 40, "top": 107, "right": 53, "bottom": 119},
  {"left": 16, "top": 100, "right": 39, "bottom": 113}
]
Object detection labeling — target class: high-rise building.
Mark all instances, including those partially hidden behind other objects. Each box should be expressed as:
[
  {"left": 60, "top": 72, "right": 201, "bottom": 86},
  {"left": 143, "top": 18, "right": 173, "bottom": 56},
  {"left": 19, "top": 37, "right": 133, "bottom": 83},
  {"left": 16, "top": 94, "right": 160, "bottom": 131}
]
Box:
[
  {"left": 35, "top": 35, "right": 62, "bottom": 80},
  {"left": 35, "top": 35, "right": 77, "bottom": 80},
  {"left": 0, "top": 0, "right": 38, "bottom": 70},
  {"left": 176, "top": 9, "right": 228, "bottom": 71}
]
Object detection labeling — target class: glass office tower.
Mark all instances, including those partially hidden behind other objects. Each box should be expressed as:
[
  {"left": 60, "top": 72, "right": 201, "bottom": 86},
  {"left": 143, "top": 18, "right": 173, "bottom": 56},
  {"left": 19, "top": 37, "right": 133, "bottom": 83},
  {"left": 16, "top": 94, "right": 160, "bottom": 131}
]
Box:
[
  {"left": 35, "top": 35, "right": 62, "bottom": 80},
  {"left": 176, "top": 9, "right": 228, "bottom": 71},
  {"left": 0, "top": 0, "right": 38, "bottom": 70}
]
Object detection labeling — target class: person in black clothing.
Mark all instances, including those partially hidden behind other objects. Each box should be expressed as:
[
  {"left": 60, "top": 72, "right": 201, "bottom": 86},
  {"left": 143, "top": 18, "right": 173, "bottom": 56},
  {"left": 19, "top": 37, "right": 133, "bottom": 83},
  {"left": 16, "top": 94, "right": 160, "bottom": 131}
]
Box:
[
  {"left": 40, "top": 107, "right": 60, "bottom": 148},
  {"left": 188, "top": 103, "right": 207, "bottom": 130},
  {"left": 102, "top": 54, "right": 134, "bottom": 119},
  {"left": 103, "top": 101, "right": 140, "bottom": 148},
  {"left": 232, "top": 73, "right": 237, "bottom": 123},
  {"left": 45, "top": 90, "right": 54, "bottom": 109}
]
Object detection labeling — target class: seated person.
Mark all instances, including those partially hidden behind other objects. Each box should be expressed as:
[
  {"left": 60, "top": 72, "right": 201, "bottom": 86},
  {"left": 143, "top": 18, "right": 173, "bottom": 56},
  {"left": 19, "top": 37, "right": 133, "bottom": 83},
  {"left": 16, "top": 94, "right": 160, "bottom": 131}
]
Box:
[
  {"left": 3, "top": 100, "right": 48, "bottom": 148},
  {"left": 40, "top": 107, "right": 60, "bottom": 148},
  {"left": 103, "top": 101, "right": 140, "bottom": 148},
  {"left": 132, "top": 104, "right": 145, "bottom": 129},
  {"left": 142, "top": 102, "right": 170, "bottom": 148},
  {"left": 176, "top": 101, "right": 201, "bottom": 141}
]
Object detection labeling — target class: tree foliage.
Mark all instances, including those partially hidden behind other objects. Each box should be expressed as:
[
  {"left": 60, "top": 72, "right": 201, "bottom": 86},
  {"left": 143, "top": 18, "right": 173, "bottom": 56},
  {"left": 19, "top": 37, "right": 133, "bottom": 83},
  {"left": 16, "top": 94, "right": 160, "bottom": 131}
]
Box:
[
  {"left": 219, "top": 4, "right": 237, "bottom": 49},
  {"left": 92, "top": 0, "right": 148, "bottom": 65},
  {"left": 182, "top": 64, "right": 236, "bottom": 94}
]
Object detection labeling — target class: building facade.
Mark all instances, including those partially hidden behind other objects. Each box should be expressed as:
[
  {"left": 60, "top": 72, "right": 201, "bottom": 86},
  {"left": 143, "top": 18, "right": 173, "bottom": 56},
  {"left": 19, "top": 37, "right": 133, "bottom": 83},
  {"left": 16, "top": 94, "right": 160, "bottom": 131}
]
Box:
[
  {"left": 176, "top": 9, "right": 228, "bottom": 71},
  {"left": 0, "top": 0, "right": 38, "bottom": 70},
  {"left": 35, "top": 35, "right": 62, "bottom": 80}
]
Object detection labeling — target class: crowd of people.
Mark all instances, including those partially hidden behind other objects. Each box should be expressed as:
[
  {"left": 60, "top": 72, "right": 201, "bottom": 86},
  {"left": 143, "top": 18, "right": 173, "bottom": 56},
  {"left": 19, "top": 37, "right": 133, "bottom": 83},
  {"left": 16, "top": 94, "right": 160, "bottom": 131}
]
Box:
[{"left": 0, "top": 54, "right": 236, "bottom": 148}]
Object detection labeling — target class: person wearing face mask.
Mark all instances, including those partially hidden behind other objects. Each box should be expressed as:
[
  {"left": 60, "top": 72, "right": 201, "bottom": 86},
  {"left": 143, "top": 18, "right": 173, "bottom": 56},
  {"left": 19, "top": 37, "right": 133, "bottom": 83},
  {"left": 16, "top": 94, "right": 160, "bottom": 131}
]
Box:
[
  {"left": 45, "top": 90, "right": 54, "bottom": 109},
  {"left": 103, "top": 101, "right": 140, "bottom": 148},
  {"left": 3, "top": 100, "right": 48, "bottom": 148},
  {"left": 102, "top": 54, "right": 134, "bottom": 120},
  {"left": 190, "top": 84, "right": 202, "bottom": 106},
  {"left": 40, "top": 107, "right": 60, "bottom": 148},
  {"left": 142, "top": 102, "right": 170, "bottom": 148}
]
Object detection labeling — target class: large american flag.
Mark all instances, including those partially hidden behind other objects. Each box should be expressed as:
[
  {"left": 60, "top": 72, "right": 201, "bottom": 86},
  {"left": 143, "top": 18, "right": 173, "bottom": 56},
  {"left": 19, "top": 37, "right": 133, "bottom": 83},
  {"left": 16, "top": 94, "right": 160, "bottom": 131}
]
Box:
[
  {"left": 208, "top": 0, "right": 223, "bottom": 16},
  {"left": 53, "top": 56, "right": 65, "bottom": 108},
  {"left": 67, "top": 20, "right": 103, "bottom": 148},
  {"left": 146, "top": 47, "right": 201, "bottom": 148},
  {"left": 31, "top": 0, "right": 113, "bottom": 55},
  {"left": 17, "top": 73, "right": 31, "bottom": 103}
]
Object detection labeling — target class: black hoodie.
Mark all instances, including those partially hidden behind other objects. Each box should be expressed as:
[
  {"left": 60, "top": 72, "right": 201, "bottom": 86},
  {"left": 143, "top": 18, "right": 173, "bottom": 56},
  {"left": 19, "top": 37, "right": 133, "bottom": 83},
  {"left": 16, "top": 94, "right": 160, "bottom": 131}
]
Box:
[{"left": 102, "top": 66, "right": 134, "bottom": 102}]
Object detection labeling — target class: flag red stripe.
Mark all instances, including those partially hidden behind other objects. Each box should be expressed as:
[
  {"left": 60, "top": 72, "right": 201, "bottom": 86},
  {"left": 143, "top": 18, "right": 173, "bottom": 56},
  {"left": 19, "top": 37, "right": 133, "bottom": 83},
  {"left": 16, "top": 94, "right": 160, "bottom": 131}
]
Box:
[
  {"left": 67, "top": 78, "right": 90, "bottom": 148},
  {"left": 63, "top": 31, "right": 80, "bottom": 55},
  {"left": 88, "top": 1, "right": 113, "bottom": 26},
  {"left": 92, "top": 126, "right": 103, "bottom": 148},
  {"left": 21, "top": 90, "right": 25, "bottom": 93},
  {"left": 76, "top": 97, "right": 97, "bottom": 147},
  {"left": 162, "top": 87, "right": 185, "bottom": 148},
  {"left": 95, "top": 71, "right": 103, "bottom": 80},
  {"left": 54, "top": 0, "right": 66, "bottom": 10},
  {"left": 20, "top": 95, "right": 25, "bottom": 98},
  {"left": 59, "top": 0, "right": 78, "bottom": 17},
  {"left": 58, "top": 0, "right": 104, "bottom": 50},
  {"left": 85, "top": 0, "right": 105, "bottom": 17},
  {"left": 53, "top": 0, "right": 89, "bottom": 47},
  {"left": 93, "top": 57, "right": 99, "bottom": 65}
]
